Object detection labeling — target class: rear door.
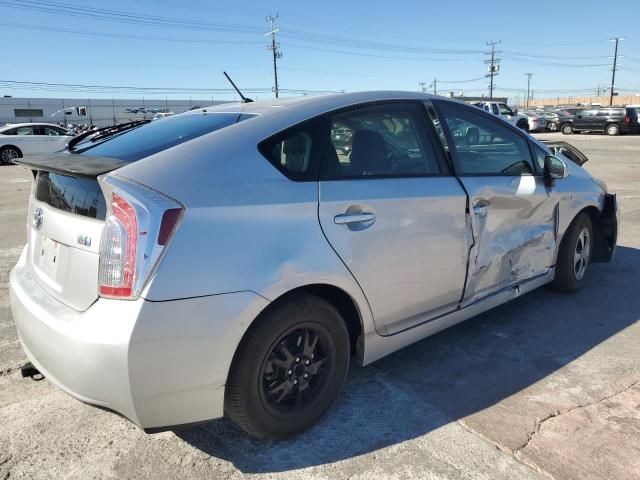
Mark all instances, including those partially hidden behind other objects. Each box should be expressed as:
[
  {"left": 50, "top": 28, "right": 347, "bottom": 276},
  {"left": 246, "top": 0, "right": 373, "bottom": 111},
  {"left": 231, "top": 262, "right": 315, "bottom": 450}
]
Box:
[
  {"left": 433, "top": 100, "right": 557, "bottom": 305},
  {"left": 318, "top": 101, "right": 469, "bottom": 335}
]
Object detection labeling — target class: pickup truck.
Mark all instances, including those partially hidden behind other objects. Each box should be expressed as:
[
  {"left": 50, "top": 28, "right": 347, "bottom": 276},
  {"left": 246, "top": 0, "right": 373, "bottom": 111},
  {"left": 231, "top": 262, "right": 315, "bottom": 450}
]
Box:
[{"left": 470, "top": 101, "right": 530, "bottom": 131}]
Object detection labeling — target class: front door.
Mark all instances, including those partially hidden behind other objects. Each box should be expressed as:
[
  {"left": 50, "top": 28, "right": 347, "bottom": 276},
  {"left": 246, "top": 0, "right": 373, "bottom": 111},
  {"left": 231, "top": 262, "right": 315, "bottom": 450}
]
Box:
[
  {"left": 434, "top": 100, "right": 557, "bottom": 305},
  {"left": 318, "top": 102, "right": 469, "bottom": 335},
  {"left": 573, "top": 109, "right": 598, "bottom": 130}
]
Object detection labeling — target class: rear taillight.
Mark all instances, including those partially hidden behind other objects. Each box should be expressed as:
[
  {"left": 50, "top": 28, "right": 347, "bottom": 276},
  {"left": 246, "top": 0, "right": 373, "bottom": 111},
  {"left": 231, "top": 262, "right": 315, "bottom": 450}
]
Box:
[
  {"left": 624, "top": 115, "right": 631, "bottom": 125},
  {"left": 99, "top": 193, "right": 138, "bottom": 297},
  {"left": 98, "top": 176, "right": 184, "bottom": 299}
]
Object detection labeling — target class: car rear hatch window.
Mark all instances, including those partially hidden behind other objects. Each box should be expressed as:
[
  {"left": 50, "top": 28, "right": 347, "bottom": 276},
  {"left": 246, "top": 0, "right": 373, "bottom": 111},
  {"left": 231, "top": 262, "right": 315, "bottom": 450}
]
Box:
[
  {"left": 20, "top": 111, "right": 255, "bottom": 311},
  {"left": 75, "top": 112, "right": 255, "bottom": 162}
]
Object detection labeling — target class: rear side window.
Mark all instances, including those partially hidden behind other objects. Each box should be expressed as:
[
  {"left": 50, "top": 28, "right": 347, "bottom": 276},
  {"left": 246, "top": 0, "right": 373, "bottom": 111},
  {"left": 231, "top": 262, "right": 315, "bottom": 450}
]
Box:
[
  {"left": 259, "top": 116, "right": 324, "bottom": 181},
  {"left": 78, "top": 112, "right": 255, "bottom": 162},
  {"left": 321, "top": 103, "right": 440, "bottom": 179}
]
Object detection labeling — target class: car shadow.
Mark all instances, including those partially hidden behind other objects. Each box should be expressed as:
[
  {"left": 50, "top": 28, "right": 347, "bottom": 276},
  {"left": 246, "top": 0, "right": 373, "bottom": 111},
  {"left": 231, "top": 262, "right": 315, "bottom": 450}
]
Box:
[{"left": 175, "top": 245, "right": 640, "bottom": 473}]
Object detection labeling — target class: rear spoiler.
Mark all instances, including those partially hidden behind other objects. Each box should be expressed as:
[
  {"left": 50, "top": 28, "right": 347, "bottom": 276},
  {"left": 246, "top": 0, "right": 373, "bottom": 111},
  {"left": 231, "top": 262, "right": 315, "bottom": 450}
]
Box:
[
  {"left": 14, "top": 152, "right": 127, "bottom": 179},
  {"left": 540, "top": 140, "right": 588, "bottom": 166}
]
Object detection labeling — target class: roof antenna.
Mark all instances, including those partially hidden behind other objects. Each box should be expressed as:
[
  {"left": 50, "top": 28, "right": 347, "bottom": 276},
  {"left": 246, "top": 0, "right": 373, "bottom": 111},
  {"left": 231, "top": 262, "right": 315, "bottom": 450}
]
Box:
[{"left": 223, "top": 71, "right": 253, "bottom": 103}]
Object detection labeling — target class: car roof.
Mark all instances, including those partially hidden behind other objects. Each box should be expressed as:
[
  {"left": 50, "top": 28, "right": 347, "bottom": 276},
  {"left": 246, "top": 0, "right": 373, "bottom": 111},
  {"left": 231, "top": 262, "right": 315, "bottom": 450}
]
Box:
[
  {"left": 0, "top": 122, "right": 67, "bottom": 131},
  {"left": 180, "top": 91, "right": 452, "bottom": 120}
]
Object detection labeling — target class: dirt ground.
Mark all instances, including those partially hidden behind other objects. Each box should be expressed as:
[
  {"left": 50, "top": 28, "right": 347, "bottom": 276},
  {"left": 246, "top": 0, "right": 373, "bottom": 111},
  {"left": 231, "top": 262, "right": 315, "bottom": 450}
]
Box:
[{"left": 1, "top": 132, "right": 639, "bottom": 479}]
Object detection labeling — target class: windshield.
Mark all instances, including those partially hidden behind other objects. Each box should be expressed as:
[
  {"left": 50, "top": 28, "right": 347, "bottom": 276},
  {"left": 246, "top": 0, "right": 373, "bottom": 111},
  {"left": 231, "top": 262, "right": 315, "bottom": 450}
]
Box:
[{"left": 77, "top": 112, "right": 255, "bottom": 162}]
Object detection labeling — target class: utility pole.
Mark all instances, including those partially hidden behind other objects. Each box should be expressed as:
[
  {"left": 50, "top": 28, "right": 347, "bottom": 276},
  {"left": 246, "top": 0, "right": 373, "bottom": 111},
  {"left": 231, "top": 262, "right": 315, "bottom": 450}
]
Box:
[
  {"left": 418, "top": 81, "right": 426, "bottom": 93},
  {"left": 609, "top": 36, "right": 623, "bottom": 106},
  {"left": 432, "top": 78, "right": 437, "bottom": 95},
  {"left": 485, "top": 40, "right": 501, "bottom": 100},
  {"left": 265, "top": 14, "right": 283, "bottom": 98},
  {"left": 525, "top": 73, "right": 533, "bottom": 108}
]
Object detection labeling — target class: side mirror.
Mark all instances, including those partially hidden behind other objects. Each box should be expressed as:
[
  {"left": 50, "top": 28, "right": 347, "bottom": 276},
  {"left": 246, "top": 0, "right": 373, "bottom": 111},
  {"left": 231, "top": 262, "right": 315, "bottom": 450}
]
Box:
[{"left": 544, "top": 155, "right": 567, "bottom": 185}]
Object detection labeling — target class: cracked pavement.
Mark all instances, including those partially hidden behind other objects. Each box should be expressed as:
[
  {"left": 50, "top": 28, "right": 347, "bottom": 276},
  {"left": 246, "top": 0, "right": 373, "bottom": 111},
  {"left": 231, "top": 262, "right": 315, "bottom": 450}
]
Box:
[{"left": 1, "top": 133, "right": 639, "bottom": 479}]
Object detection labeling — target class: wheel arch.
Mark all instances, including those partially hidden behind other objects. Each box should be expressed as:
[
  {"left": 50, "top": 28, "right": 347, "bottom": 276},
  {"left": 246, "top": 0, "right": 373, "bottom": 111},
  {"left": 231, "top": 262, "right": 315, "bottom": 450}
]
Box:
[
  {"left": 1, "top": 144, "right": 23, "bottom": 157},
  {"left": 605, "top": 122, "right": 621, "bottom": 134},
  {"left": 238, "top": 283, "right": 366, "bottom": 367},
  {"left": 562, "top": 205, "right": 612, "bottom": 263}
]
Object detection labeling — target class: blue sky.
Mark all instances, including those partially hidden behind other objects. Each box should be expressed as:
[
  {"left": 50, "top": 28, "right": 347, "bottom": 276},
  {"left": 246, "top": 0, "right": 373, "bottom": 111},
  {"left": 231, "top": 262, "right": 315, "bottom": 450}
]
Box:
[{"left": 1, "top": 0, "right": 639, "bottom": 102}]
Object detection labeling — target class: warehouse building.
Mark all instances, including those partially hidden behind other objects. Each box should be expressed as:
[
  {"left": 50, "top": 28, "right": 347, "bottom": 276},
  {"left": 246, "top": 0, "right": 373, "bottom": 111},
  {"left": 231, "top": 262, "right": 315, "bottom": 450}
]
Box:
[{"left": 0, "top": 97, "right": 230, "bottom": 127}]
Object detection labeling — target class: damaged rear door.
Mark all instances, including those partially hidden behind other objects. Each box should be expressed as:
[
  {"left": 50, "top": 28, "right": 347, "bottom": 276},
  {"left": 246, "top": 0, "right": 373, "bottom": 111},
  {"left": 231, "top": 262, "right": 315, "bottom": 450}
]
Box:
[{"left": 433, "top": 100, "right": 557, "bottom": 304}]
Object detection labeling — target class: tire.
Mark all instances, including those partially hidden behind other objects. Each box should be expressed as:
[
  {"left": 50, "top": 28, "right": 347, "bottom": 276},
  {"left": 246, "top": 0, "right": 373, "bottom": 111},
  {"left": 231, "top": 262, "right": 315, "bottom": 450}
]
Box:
[
  {"left": 606, "top": 123, "right": 620, "bottom": 136},
  {"left": 548, "top": 122, "right": 557, "bottom": 131},
  {"left": 517, "top": 121, "right": 529, "bottom": 132},
  {"left": 225, "top": 293, "right": 350, "bottom": 439},
  {"left": 0, "top": 146, "right": 21, "bottom": 165},
  {"left": 561, "top": 123, "right": 573, "bottom": 135},
  {"left": 552, "top": 213, "right": 593, "bottom": 293}
]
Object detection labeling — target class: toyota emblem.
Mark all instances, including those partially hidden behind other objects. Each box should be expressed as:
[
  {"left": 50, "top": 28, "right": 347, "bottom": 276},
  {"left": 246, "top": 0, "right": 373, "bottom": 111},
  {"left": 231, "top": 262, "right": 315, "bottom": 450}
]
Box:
[{"left": 33, "top": 207, "right": 44, "bottom": 230}]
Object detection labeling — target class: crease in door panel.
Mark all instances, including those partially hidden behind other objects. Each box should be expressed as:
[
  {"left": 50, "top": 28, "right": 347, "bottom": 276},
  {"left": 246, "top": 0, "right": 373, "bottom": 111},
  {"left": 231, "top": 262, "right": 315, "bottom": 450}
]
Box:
[{"left": 463, "top": 196, "right": 558, "bottom": 307}]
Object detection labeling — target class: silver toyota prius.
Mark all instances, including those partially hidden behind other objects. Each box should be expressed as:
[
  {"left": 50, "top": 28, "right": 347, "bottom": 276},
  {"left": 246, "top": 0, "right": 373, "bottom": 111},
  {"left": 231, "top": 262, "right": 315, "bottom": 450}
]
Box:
[{"left": 10, "top": 91, "right": 618, "bottom": 439}]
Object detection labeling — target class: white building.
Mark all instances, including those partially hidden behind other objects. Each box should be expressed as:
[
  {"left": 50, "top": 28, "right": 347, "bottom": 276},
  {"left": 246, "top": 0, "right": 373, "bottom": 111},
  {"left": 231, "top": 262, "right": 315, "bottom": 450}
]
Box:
[{"left": 0, "top": 97, "right": 229, "bottom": 127}]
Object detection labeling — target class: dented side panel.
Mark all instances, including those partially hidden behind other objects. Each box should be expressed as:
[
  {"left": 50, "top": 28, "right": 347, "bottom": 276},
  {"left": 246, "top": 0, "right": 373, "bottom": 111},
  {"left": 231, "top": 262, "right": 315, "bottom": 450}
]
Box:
[{"left": 460, "top": 175, "right": 557, "bottom": 305}]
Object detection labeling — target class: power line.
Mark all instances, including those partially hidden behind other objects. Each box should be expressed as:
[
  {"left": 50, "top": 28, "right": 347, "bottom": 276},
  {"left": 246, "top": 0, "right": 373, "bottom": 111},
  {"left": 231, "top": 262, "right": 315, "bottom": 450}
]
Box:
[
  {"left": 501, "top": 55, "right": 611, "bottom": 68},
  {"left": 0, "top": 79, "right": 339, "bottom": 95},
  {"left": 0, "top": 0, "right": 263, "bottom": 33},
  {"left": 2, "top": 22, "right": 263, "bottom": 45},
  {"left": 437, "top": 76, "right": 486, "bottom": 84},
  {"left": 265, "top": 14, "right": 283, "bottom": 98}
]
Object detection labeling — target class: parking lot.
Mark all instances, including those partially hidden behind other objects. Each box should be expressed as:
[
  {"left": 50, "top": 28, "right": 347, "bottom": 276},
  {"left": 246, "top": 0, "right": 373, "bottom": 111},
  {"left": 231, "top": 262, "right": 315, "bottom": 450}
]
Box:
[{"left": 1, "top": 132, "right": 639, "bottom": 479}]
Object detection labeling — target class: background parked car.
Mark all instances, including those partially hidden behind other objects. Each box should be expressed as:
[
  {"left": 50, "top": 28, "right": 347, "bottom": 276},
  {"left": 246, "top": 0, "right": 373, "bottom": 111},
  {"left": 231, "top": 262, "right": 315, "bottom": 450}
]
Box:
[
  {"left": 563, "top": 107, "right": 639, "bottom": 136},
  {"left": 522, "top": 111, "right": 551, "bottom": 132},
  {"left": 470, "top": 101, "right": 530, "bottom": 131},
  {"left": 152, "top": 112, "right": 174, "bottom": 120},
  {"left": 0, "top": 123, "right": 73, "bottom": 164}
]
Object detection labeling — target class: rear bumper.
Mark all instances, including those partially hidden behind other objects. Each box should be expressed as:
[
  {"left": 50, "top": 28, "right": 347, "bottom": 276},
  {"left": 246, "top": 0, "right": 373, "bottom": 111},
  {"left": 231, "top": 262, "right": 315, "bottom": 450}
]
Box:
[{"left": 10, "top": 247, "right": 269, "bottom": 430}]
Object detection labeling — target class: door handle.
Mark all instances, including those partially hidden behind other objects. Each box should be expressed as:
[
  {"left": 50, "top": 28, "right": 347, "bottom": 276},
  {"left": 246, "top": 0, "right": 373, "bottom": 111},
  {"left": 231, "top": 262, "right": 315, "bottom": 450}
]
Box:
[{"left": 334, "top": 212, "right": 376, "bottom": 225}]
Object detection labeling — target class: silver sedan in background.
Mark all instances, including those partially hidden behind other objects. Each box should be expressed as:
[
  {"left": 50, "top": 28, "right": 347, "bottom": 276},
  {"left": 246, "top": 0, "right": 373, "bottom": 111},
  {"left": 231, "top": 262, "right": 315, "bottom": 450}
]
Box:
[{"left": 10, "top": 91, "right": 618, "bottom": 439}]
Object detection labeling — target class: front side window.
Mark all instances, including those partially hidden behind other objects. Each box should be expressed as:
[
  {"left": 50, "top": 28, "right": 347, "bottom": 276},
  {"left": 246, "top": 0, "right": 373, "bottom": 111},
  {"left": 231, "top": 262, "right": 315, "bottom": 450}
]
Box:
[
  {"left": 498, "top": 104, "right": 514, "bottom": 115},
  {"left": 43, "top": 127, "right": 63, "bottom": 136},
  {"left": 437, "top": 101, "right": 534, "bottom": 175},
  {"left": 321, "top": 103, "right": 440, "bottom": 179}
]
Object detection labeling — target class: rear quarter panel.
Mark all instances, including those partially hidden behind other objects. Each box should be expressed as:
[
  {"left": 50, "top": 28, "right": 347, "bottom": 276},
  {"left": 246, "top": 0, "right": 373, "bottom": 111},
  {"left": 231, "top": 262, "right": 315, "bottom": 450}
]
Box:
[{"left": 111, "top": 115, "right": 376, "bottom": 336}]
